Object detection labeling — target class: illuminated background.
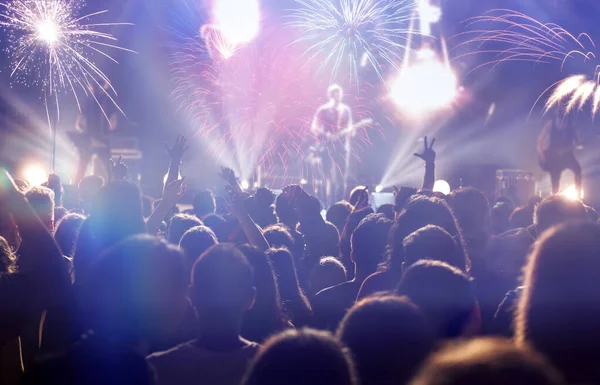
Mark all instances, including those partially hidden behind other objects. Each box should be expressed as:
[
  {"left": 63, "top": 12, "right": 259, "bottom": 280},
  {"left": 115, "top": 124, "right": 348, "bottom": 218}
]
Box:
[{"left": 0, "top": 0, "right": 599, "bottom": 205}]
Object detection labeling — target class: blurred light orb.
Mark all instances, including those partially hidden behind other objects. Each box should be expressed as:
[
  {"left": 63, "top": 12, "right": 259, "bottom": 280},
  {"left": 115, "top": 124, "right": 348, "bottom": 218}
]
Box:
[
  {"left": 214, "top": 0, "right": 260, "bottom": 45},
  {"left": 24, "top": 164, "right": 47, "bottom": 186},
  {"left": 36, "top": 20, "right": 60, "bottom": 45},
  {"left": 300, "top": 178, "right": 308, "bottom": 185},
  {"left": 375, "top": 184, "right": 384, "bottom": 193},
  {"left": 240, "top": 179, "right": 250, "bottom": 190},
  {"left": 562, "top": 184, "right": 584, "bottom": 201},
  {"left": 390, "top": 50, "right": 458, "bottom": 118},
  {"left": 433, "top": 180, "right": 451, "bottom": 195}
]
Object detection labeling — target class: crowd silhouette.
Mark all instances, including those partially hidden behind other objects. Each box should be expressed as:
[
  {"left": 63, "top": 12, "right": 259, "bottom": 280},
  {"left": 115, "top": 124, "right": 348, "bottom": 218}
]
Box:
[{"left": 0, "top": 135, "right": 596, "bottom": 385}]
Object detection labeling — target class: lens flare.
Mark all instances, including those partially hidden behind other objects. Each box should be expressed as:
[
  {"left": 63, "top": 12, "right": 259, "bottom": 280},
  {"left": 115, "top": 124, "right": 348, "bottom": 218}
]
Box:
[
  {"left": 23, "top": 163, "right": 48, "bottom": 186},
  {"left": 562, "top": 184, "right": 584, "bottom": 201},
  {"left": 433, "top": 179, "right": 451, "bottom": 195},
  {"left": 214, "top": 0, "right": 260, "bottom": 45}
]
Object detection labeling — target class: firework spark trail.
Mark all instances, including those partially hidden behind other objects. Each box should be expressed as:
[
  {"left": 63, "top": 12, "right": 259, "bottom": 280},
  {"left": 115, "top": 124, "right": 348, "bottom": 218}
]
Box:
[
  {"left": 0, "top": 0, "right": 134, "bottom": 122},
  {"left": 458, "top": 9, "right": 600, "bottom": 117},
  {"left": 288, "top": 0, "right": 416, "bottom": 83}
]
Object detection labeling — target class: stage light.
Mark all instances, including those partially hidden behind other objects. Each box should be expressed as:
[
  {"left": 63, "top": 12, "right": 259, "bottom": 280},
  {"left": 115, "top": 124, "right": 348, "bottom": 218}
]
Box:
[
  {"left": 390, "top": 50, "right": 457, "bottom": 118},
  {"left": 214, "top": 0, "right": 260, "bottom": 45},
  {"left": 562, "top": 184, "right": 584, "bottom": 201},
  {"left": 240, "top": 179, "right": 250, "bottom": 190},
  {"left": 375, "top": 185, "right": 384, "bottom": 193},
  {"left": 23, "top": 164, "right": 47, "bottom": 186},
  {"left": 300, "top": 178, "right": 308, "bottom": 185},
  {"left": 433, "top": 180, "right": 451, "bottom": 195}
]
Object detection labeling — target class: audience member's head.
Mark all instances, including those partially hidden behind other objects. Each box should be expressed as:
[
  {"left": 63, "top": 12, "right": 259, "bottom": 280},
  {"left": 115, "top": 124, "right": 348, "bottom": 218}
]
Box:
[
  {"left": 179, "top": 225, "right": 217, "bottom": 274},
  {"left": 516, "top": 222, "right": 600, "bottom": 384},
  {"left": 54, "top": 206, "right": 68, "bottom": 224},
  {"left": 448, "top": 187, "right": 490, "bottom": 237},
  {"left": 0, "top": 236, "right": 16, "bottom": 274},
  {"left": 397, "top": 260, "right": 480, "bottom": 339},
  {"left": 275, "top": 193, "right": 298, "bottom": 227},
  {"left": 534, "top": 195, "right": 587, "bottom": 235},
  {"left": 167, "top": 213, "right": 203, "bottom": 245},
  {"left": 403, "top": 225, "right": 463, "bottom": 270},
  {"left": 390, "top": 196, "right": 469, "bottom": 273},
  {"left": 238, "top": 245, "right": 286, "bottom": 343},
  {"left": 267, "top": 248, "right": 311, "bottom": 323},
  {"left": 327, "top": 201, "right": 353, "bottom": 234},
  {"left": 338, "top": 296, "right": 434, "bottom": 385},
  {"left": 203, "top": 214, "right": 229, "bottom": 242},
  {"left": 80, "top": 235, "right": 187, "bottom": 342},
  {"left": 376, "top": 203, "right": 395, "bottom": 221},
  {"left": 510, "top": 205, "right": 535, "bottom": 229},
  {"left": 54, "top": 213, "right": 86, "bottom": 258},
  {"left": 25, "top": 186, "right": 55, "bottom": 231},
  {"left": 308, "top": 257, "right": 347, "bottom": 298},
  {"left": 351, "top": 214, "right": 392, "bottom": 275},
  {"left": 349, "top": 186, "right": 368, "bottom": 207},
  {"left": 192, "top": 190, "right": 216, "bottom": 219},
  {"left": 191, "top": 244, "right": 255, "bottom": 332},
  {"left": 410, "top": 338, "right": 564, "bottom": 385},
  {"left": 78, "top": 175, "right": 104, "bottom": 212},
  {"left": 491, "top": 200, "right": 512, "bottom": 235},
  {"left": 263, "top": 224, "right": 294, "bottom": 251},
  {"left": 243, "top": 328, "right": 358, "bottom": 385}
]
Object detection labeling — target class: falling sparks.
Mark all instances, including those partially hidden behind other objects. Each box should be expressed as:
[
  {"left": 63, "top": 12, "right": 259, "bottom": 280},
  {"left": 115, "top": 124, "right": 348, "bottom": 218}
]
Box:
[
  {"left": 288, "top": 0, "right": 416, "bottom": 82},
  {"left": 0, "top": 0, "right": 135, "bottom": 121}
]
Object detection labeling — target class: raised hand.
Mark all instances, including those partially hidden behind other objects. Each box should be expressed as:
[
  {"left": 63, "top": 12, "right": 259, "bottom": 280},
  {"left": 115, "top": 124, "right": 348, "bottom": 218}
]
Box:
[
  {"left": 414, "top": 136, "right": 436, "bottom": 164},
  {"left": 219, "top": 167, "right": 241, "bottom": 192},
  {"left": 165, "top": 136, "right": 189, "bottom": 164},
  {"left": 162, "top": 178, "right": 186, "bottom": 206},
  {"left": 110, "top": 155, "right": 128, "bottom": 180}
]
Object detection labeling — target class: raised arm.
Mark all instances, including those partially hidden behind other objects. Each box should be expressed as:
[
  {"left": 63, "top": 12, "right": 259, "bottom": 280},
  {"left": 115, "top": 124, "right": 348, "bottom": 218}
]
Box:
[
  {"left": 229, "top": 193, "right": 270, "bottom": 252},
  {"left": 414, "top": 136, "right": 436, "bottom": 191},
  {"left": 164, "top": 136, "right": 189, "bottom": 194},
  {"left": 146, "top": 179, "right": 186, "bottom": 236}
]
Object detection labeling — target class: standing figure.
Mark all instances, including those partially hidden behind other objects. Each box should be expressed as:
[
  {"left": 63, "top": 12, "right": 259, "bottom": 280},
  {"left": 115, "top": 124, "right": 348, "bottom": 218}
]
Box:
[{"left": 538, "top": 111, "right": 582, "bottom": 197}]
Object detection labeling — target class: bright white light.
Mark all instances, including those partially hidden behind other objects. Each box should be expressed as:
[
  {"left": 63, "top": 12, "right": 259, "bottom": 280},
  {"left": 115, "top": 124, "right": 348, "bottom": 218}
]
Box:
[
  {"left": 36, "top": 20, "right": 59, "bottom": 45},
  {"left": 375, "top": 185, "right": 384, "bottom": 193},
  {"left": 562, "top": 184, "right": 584, "bottom": 201},
  {"left": 253, "top": 181, "right": 259, "bottom": 188},
  {"left": 418, "top": 0, "right": 441, "bottom": 36},
  {"left": 433, "top": 180, "right": 451, "bottom": 195},
  {"left": 240, "top": 179, "right": 250, "bottom": 190},
  {"left": 214, "top": 0, "right": 260, "bottom": 45},
  {"left": 24, "top": 164, "right": 47, "bottom": 186},
  {"left": 300, "top": 178, "right": 308, "bottom": 185},
  {"left": 390, "top": 51, "right": 457, "bottom": 118}
]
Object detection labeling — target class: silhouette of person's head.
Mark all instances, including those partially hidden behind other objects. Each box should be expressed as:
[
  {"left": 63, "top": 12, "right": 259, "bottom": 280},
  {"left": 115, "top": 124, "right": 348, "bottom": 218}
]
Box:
[
  {"left": 54, "top": 213, "right": 86, "bottom": 258},
  {"left": 191, "top": 244, "right": 255, "bottom": 331},
  {"left": 275, "top": 193, "right": 299, "bottom": 227},
  {"left": 25, "top": 186, "right": 55, "bottom": 231},
  {"left": 376, "top": 203, "right": 395, "bottom": 220},
  {"left": 351, "top": 214, "right": 392, "bottom": 274},
  {"left": 328, "top": 84, "right": 344, "bottom": 104},
  {"left": 202, "top": 214, "right": 229, "bottom": 243},
  {"left": 308, "top": 257, "right": 347, "bottom": 297},
  {"left": 80, "top": 235, "right": 188, "bottom": 343},
  {"left": 243, "top": 329, "right": 357, "bottom": 385},
  {"left": 327, "top": 201, "right": 353, "bottom": 234},
  {"left": 0, "top": 236, "right": 16, "bottom": 274},
  {"left": 167, "top": 213, "right": 202, "bottom": 245},
  {"left": 338, "top": 296, "right": 434, "bottom": 385},
  {"left": 78, "top": 175, "right": 104, "bottom": 213},
  {"left": 510, "top": 205, "right": 535, "bottom": 229},
  {"left": 349, "top": 186, "right": 368, "bottom": 207},
  {"left": 179, "top": 225, "right": 217, "bottom": 275},
  {"left": 534, "top": 195, "right": 587, "bottom": 235},
  {"left": 516, "top": 222, "right": 600, "bottom": 384},
  {"left": 391, "top": 196, "right": 469, "bottom": 273},
  {"left": 448, "top": 187, "right": 490, "bottom": 237},
  {"left": 264, "top": 224, "right": 294, "bottom": 250},
  {"left": 410, "top": 338, "right": 564, "bottom": 385},
  {"left": 397, "top": 260, "right": 479, "bottom": 339},
  {"left": 403, "top": 225, "right": 463, "bottom": 270},
  {"left": 192, "top": 190, "right": 216, "bottom": 219}
]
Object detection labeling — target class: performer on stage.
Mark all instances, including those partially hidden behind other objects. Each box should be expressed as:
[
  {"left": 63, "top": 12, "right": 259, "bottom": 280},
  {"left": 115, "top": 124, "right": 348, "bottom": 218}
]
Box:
[
  {"left": 538, "top": 110, "right": 582, "bottom": 197},
  {"left": 311, "top": 84, "right": 353, "bottom": 206},
  {"left": 73, "top": 82, "right": 118, "bottom": 184}
]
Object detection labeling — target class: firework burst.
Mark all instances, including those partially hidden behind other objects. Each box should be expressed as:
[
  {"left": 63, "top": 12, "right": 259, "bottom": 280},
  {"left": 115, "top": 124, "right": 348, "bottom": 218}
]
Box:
[
  {"left": 459, "top": 9, "right": 600, "bottom": 117},
  {"left": 288, "top": 0, "right": 416, "bottom": 83},
  {"left": 0, "top": 0, "right": 134, "bottom": 121}
]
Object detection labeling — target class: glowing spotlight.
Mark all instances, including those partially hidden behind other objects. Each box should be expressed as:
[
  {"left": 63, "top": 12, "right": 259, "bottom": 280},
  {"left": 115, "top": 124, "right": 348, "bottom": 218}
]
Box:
[
  {"left": 23, "top": 164, "right": 48, "bottom": 186},
  {"left": 253, "top": 181, "right": 259, "bottom": 188},
  {"left": 375, "top": 185, "right": 384, "bottom": 193},
  {"left": 300, "top": 178, "right": 308, "bottom": 185},
  {"left": 36, "top": 19, "right": 60, "bottom": 45},
  {"left": 214, "top": 0, "right": 260, "bottom": 45},
  {"left": 433, "top": 180, "right": 451, "bottom": 195},
  {"left": 391, "top": 51, "right": 457, "bottom": 118},
  {"left": 562, "top": 184, "right": 584, "bottom": 201},
  {"left": 240, "top": 179, "right": 250, "bottom": 190}
]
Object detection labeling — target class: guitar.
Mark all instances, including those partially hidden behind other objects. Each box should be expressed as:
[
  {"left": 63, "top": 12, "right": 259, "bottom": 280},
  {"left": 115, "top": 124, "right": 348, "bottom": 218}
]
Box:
[{"left": 313, "top": 118, "right": 374, "bottom": 148}]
